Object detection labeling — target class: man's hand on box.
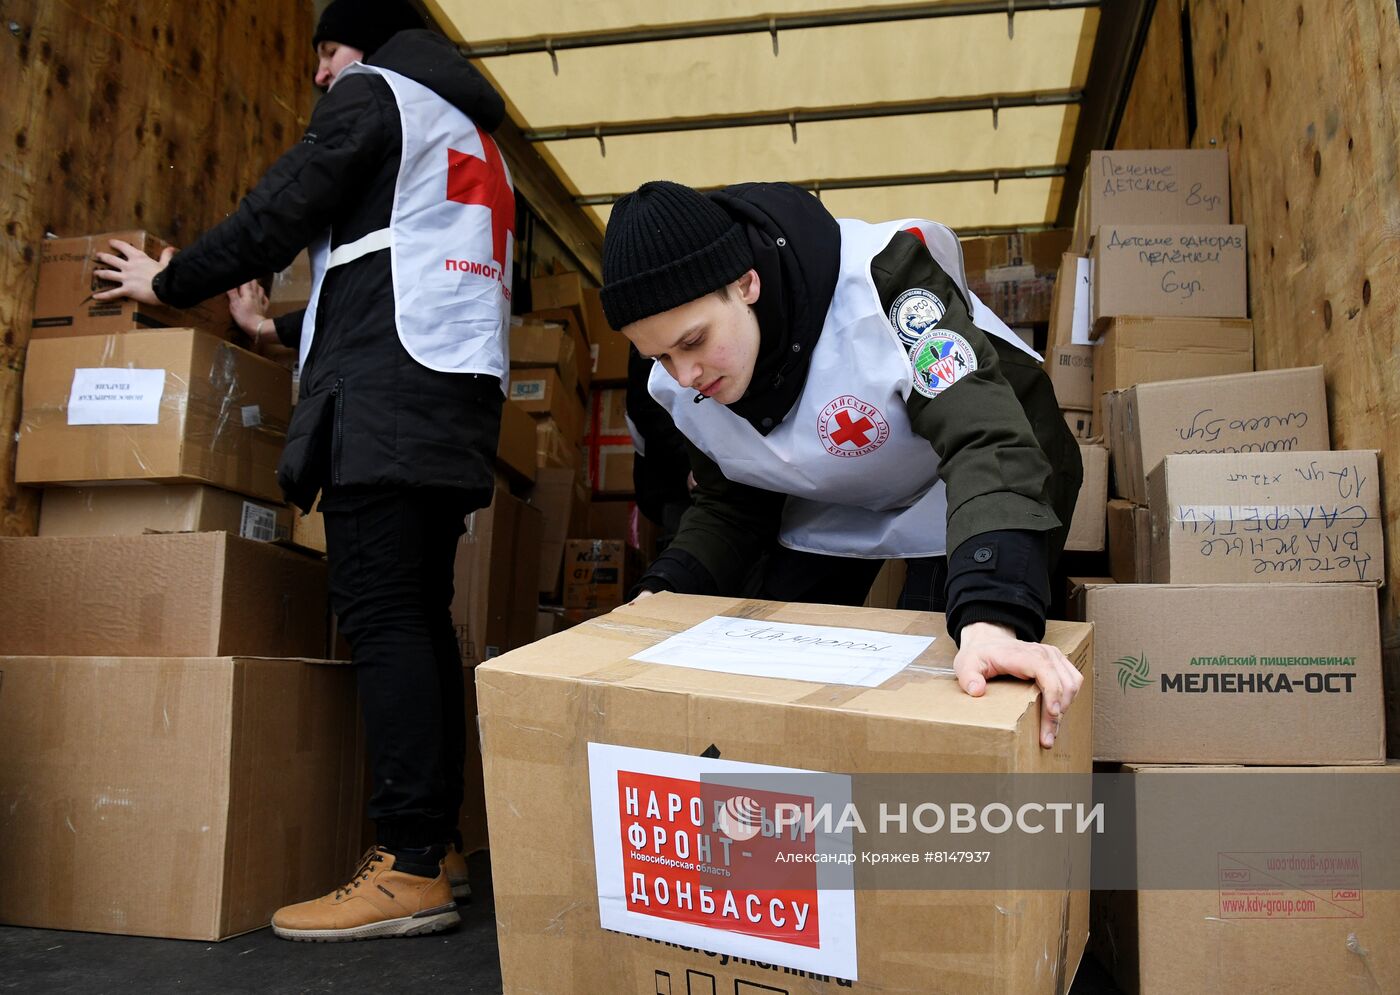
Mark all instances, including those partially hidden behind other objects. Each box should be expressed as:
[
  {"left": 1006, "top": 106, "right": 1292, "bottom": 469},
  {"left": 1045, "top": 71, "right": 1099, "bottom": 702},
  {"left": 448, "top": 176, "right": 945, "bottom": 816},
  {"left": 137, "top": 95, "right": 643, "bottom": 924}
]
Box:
[
  {"left": 92, "top": 239, "right": 174, "bottom": 305},
  {"left": 954, "top": 621, "right": 1083, "bottom": 749}
]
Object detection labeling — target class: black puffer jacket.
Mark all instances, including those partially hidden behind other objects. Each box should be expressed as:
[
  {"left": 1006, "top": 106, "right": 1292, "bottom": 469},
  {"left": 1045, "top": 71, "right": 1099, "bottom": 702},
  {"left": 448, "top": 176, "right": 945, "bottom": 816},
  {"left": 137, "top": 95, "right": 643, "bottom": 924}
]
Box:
[{"left": 152, "top": 30, "right": 508, "bottom": 510}]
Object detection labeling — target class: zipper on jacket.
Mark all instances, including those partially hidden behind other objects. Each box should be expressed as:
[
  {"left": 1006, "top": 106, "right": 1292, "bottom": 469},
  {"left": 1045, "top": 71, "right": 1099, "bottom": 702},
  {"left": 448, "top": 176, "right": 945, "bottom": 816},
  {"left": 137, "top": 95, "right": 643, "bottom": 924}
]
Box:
[{"left": 332, "top": 378, "right": 345, "bottom": 486}]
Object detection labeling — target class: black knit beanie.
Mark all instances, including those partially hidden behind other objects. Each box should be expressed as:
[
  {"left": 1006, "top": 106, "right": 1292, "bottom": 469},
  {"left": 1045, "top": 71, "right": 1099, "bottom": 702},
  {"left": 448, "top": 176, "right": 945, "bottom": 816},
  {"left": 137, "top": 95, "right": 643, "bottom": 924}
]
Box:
[
  {"left": 600, "top": 181, "right": 755, "bottom": 331},
  {"left": 312, "top": 0, "right": 426, "bottom": 57}
]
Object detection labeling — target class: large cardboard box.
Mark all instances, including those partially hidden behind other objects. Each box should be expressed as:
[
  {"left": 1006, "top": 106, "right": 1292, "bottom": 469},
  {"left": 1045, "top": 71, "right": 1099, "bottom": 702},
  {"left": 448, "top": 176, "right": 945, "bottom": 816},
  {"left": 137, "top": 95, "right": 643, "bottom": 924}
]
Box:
[
  {"left": 562, "top": 538, "right": 637, "bottom": 609},
  {"left": 497, "top": 396, "right": 538, "bottom": 484},
  {"left": 1092, "top": 224, "right": 1248, "bottom": 325},
  {"left": 509, "top": 369, "right": 586, "bottom": 444},
  {"left": 1109, "top": 366, "right": 1330, "bottom": 505},
  {"left": 584, "top": 287, "right": 629, "bottom": 384},
  {"left": 1091, "top": 316, "right": 1254, "bottom": 426},
  {"left": 38, "top": 484, "right": 292, "bottom": 543},
  {"left": 1066, "top": 443, "right": 1109, "bottom": 552},
  {"left": 1106, "top": 499, "right": 1150, "bottom": 584},
  {"left": 585, "top": 387, "right": 635, "bottom": 496},
  {"left": 0, "top": 532, "right": 329, "bottom": 658},
  {"left": 0, "top": 654, "right": 363, "bottom": 940},
  {"left": 526, "top": 307, "right": 592, "bottom": 394},
  {"left": 478, "top": 594, "right": 1093, "bottom": 994},
  {"left": 31, "top": 231, "right": 232, "bottom": 339},
  {"left": 451, "top": 487, "right": 542, "bottom": 664},
  {"left": 1085, "top": 149, "right": 1230, "bottom": 236},
  {"left": 1146, "top": 451, "right": 1384, "bottom": 585},
  {"left": 17, "top": 329, "right": 291, "bottom": 503},
  {"left": 291, "top": 508, "right": 326, "bottom": 555},
  {"left": 530, "top": 273, "right": 591, "bottom": 338},
  {"left": 536, "top": 417, "right": 582, "bottom": 469},
  {"left": 1084, "top": 582, "right": 1385, "bottom": 764},
  {"left": 1048, "top": 345, "right": 1094, "bottom": 410},
  {"left": 1091, "top": 764, "right": 1400, "bottom": 995},
  {"left": 1063, "top": 408, "right": 1093, "bottom": 440},
  {"left": 530, "top": 465, "right": 592, "bottom": 597},
  {"left": 510, "top": 318, "right": 580, "bottom": 396}
]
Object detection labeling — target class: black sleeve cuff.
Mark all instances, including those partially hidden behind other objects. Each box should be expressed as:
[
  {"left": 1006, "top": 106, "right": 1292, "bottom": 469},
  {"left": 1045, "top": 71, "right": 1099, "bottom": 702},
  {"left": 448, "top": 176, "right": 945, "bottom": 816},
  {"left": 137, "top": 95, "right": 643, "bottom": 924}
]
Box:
[
  {"left": 151, "top": 265, "right": 175, "bottom": 306},
  {"left": 629, "top": 547, "right": 719, "bottom": 601},
  {"left": 273, "top": 310, "right": 305, "bottom": 349},
  {"left": 944, "top": 530, "right": 1051, "bottom": 645}
]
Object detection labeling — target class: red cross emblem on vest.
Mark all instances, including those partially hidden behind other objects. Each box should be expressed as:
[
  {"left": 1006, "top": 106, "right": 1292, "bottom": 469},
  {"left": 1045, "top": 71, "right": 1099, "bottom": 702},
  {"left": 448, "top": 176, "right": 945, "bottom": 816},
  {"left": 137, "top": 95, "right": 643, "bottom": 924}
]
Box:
[
  {"left": 446, "top": 132, "right": 515, "bottom": 272},
  {"left": 817, "top": 395, "right": 890, "bottom": 458}
]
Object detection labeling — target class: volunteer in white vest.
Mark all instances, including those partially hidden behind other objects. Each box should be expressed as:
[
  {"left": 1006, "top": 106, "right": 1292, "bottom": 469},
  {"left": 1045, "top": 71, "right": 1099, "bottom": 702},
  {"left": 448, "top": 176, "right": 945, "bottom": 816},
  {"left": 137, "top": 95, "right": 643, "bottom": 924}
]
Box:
[
  {"left": 600, "top": 181, "right": 1084, "bottom": 748},
  {"left": 93, "top": 0, "right": 510, "bottom": 941}
]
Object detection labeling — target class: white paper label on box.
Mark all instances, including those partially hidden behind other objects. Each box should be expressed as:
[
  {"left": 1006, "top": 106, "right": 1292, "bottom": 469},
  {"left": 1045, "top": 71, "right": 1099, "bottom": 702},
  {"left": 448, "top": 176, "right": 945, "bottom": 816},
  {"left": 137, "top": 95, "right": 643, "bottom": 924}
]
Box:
[
  {"left": 240, "top": 501, "right": 279, "bottom": 542},
  {"left": 588, "top": 743, "right": 858, "bottom": 981},
  {"left": 67, "top": 368, "right": 165, "bottom": 425},
  {"left": 1071, "top": 257, "right": 1093, "bottom": 345},
  {"left": 240, "top": 404, "right": 262, "bottom": 428},
  {"left": 631, "top": 616, "right": 934, "bottom": 687}
]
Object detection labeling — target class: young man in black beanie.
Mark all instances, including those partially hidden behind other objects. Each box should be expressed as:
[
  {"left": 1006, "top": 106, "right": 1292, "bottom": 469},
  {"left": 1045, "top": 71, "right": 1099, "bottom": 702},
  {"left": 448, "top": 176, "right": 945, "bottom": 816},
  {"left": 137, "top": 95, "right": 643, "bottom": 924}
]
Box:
[
  {"left": 601, "top": 181, "right": 1085, "bottom": 749},
  {"left": 95, "top": 0, "right": 512, "bottom": 940}
]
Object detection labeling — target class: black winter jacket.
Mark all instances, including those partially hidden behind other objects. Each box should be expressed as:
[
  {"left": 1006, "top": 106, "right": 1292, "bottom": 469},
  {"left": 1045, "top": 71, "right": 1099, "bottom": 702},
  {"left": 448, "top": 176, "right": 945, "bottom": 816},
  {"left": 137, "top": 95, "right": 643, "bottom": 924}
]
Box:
[{"left": 152, "top": 30, "right": 508, "bottom": 510}]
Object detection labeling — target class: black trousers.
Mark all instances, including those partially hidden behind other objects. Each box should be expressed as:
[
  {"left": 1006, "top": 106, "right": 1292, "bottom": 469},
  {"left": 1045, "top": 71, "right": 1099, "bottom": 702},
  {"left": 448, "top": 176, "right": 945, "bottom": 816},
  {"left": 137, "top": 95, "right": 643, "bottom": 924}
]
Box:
[
  {"left": 752, "top": 545, "right": 949, "bottom": 613},
  {"left": 320, "top": 485, "right": 480, "bottom": 850}
]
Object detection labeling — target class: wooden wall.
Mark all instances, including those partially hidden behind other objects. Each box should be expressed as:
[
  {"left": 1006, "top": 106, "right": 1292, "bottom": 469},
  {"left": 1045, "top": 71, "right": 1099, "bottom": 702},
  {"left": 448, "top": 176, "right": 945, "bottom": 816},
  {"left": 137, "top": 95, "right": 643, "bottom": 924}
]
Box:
[
  {"left": 0, "top": 0, "right": 317, "bottom": 536},
  {"left": 1115, "top": 0, "right": 1400, "bottom": 752}
]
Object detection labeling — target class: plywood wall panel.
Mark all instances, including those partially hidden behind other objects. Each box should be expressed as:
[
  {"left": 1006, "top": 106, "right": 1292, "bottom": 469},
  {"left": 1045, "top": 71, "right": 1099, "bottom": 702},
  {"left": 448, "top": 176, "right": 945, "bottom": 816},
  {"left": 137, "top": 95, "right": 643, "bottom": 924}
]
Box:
[
  {"left": 0, "top": 0, "right": 316, "bottom": 536},
  {"left": 1116, "top": 0, "right": 1400, "bottom": 754},
  {"left": 1115, "top": 0, "right": 1189, "bottom": 151}
]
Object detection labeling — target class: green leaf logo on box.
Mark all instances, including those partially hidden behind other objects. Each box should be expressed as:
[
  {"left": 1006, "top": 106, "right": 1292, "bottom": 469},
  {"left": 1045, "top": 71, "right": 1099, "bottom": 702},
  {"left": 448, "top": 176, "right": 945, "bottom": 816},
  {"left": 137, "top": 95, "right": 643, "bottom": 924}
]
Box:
[{"left": 1115, "top": 653, "right": 1151, "bottom": 692}]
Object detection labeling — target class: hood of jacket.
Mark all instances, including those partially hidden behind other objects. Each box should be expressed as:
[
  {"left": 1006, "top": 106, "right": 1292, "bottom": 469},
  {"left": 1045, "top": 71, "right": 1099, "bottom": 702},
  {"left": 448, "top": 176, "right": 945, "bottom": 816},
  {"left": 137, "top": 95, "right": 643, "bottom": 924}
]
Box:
[
  {"left": 707, "top": 182, "right": 841, "bottom": 434},
  {"left": 370, "top": 30, "right": 506, "bottom": 131}
]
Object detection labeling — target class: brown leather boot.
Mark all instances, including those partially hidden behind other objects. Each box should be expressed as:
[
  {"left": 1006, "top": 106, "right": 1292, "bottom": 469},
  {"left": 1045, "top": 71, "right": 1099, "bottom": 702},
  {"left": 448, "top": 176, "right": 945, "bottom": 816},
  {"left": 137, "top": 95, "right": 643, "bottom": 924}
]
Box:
[
  {"left": 441, "top": 843, "right": 471, "bottom": 901},
  {"left": 271, "top": 847, "right": 459, "bottom": 942}
]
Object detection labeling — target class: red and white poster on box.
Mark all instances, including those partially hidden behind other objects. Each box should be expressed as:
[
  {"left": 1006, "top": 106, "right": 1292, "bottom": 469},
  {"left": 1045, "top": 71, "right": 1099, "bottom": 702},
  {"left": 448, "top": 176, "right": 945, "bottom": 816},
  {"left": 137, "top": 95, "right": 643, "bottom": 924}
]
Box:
[{"left": 588, "top": 742, "right": 858, "bottom": 981}]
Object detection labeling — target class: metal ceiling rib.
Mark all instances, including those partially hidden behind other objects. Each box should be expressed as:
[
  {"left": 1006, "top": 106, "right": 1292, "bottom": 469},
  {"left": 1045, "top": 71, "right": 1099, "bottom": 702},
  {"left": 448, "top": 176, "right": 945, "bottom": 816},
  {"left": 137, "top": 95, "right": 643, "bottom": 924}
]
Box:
[{"left": 426, "top": 0, "right": 1105, "bottom": 236}]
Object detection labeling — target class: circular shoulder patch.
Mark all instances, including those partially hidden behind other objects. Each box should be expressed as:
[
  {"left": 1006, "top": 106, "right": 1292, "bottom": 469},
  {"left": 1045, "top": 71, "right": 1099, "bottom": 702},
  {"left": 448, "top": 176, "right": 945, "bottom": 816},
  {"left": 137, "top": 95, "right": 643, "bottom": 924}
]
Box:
[
  {"left": 888, "top": 288, "right": 946, "bottom": 347},
  {"left": 909, "top": 329, "right": 978, "bottom": 399}
]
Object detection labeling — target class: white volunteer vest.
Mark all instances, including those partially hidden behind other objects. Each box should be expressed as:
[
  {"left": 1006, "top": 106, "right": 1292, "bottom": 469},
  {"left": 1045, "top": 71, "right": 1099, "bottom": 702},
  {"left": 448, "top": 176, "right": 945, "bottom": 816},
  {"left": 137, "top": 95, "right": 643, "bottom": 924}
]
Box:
[
  {"left": 652, "top": 217, "right": 1037, "bottom": 559},
  {"left": 300, "top": 63, "right": 513, "bottom": 389}
]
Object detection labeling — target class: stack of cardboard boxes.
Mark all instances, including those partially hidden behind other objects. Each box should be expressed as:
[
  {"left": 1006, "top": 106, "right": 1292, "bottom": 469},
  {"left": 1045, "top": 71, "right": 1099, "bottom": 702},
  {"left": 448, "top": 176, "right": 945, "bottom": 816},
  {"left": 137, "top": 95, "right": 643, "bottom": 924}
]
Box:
[
  {"left": 0, "top": 231, "right": 366, "bottom": 940},
  {"left": 1044, "top": 160, "right": 1397, "bottom": 990}
]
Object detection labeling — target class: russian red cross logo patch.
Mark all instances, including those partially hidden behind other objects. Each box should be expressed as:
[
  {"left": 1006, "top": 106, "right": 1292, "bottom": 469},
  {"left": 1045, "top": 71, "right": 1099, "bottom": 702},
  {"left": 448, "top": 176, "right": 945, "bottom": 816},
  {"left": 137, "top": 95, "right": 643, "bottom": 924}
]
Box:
[{"left": 816, "top": 395, "right": 890, "bottom": 458}]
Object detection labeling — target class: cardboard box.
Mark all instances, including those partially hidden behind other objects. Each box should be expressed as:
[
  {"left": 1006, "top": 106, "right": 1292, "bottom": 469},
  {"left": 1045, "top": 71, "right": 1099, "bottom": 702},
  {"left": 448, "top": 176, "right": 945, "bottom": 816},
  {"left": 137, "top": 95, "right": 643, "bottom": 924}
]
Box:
[
  {"left": 584, "top": 288, "right": 629, "bottom": 384},
  {"left": 562, "top": 538, "right": 638, "bottom": 609},
  {"left": 497, "top": 396, "right": 539, "bottom": 483},
  {"left": 1146, "top": 451, "right": 1384, "bottom": 585},
  {"left": 525, "top": 307, "right": 591, "bottom": 394},
  {"left": 1066, "top": 443, "right": 1109, "bottom": 552},
  {"left": 1063, "top": 408, "right": 1093, "bottom": 440},
  {"left": 1110, "top": 367, "right": 1330, "bottom": 505},
  {"left": 1091, "top": 316, "right": 1254, "bottom": 426},
  {"left": 530, "top": 465, "right": 592, "bottom": 597},
  {"left": 587, "top": 499, "right": 660, "bottom": 564},
  {"left": 1066, "top": 575, "right": 1115, "bottom": 622},
  {"left": 17, "top": 329, "right": 292, "bottom": 503},
  {"left": 1048, "top": 345, "right": 1094, "bottom": 410},
  {"left": 584, "top": 444, "right": 635, "bottom": 496},
  {"left": 1092, "top": 224, "right": 1248, "bottom": 326},
  {"left": 265, "top": 250, "right": 313, "bottom": 319},
  {"left": 0, "top": 654, "right": 363, "bottom": 940},
  {"left": 1085, "top": 149, "right": 1230, "bottom": 235},
  {"left": 291, "top": 508, "right": 326, "bottom": 555},
  {"left": 509, "top": 369, "right": 586, "bottom": 444},
  {"left": 530, "top": 273, "right": 590, "bottom": 337},
  {"left": 31, "top": 231, "right": 233, "bottom": 339},
  {"left": 477, "top": 593, "right": 1093, "bottom": 993},
  {"left": 510, "top": 318, "right": 580, "bottom": 396},
  {"left": 0, "top": 532, "right": 329, "bottom": 658},
  {"left": 1048, "top": 254, "right": 1092, "bottom": 350},
  {"left": 1106, "top": 499, "right": 1151, "bottom": 584},
  {"left": 1084, "top": 582, "right": 1384, "bottom": 763},
  {"left": 536, "top": 417, "right": 582, "bottom": 469},
  {"left": 1092, "top": 764, "right": 1400, "bottom": 995},
  {"left": 38, "top": 484, "right": 292, "bottom": 543},
  {"left": 452, "top": 486, "right": 542, "bottom": 664},
  {"left": 862, "top": 558, "right": 909, "bottom": 609},
  {"left": 959, "top": 229, "right": 1072, "bottom": 279}
]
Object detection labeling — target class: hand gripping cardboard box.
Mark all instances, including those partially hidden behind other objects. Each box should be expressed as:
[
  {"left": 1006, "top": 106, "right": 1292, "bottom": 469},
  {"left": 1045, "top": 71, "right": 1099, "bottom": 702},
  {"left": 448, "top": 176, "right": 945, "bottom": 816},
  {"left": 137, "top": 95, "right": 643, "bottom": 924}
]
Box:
[
  {"left": 1146, "top": 451, "right": 1384, "bottom": 585},
  {"left": 1090, "top": 763, "right": 1400, "bottom": 995},
  {"left": 1083, "top": 582, "right": 1385, "bottom": 764},
  {"left": 31, "top": 230, "right": 233, "bottom": 339},
  {"left": 0, "top": 654, "right": 364, "bottom": 940},
  {"left": 0, "top": 532, "right": 329, "bottom": 658},
  {"left": 1108, "top": 366, "right": 1330, "bottom": 505},
  {"left": 17, "top": 328, "right": 292, "bottom": 503},
  {"left": 477, "top": 594, "right": 1094, "bottom": 994}
]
